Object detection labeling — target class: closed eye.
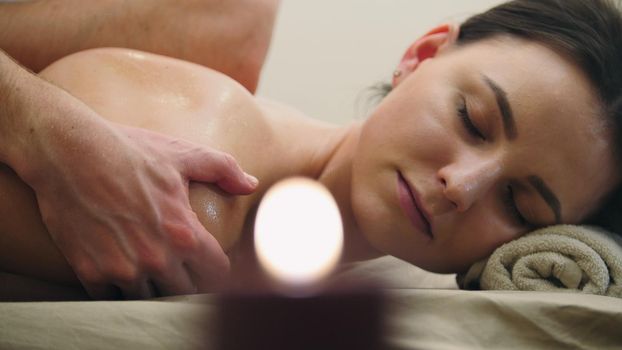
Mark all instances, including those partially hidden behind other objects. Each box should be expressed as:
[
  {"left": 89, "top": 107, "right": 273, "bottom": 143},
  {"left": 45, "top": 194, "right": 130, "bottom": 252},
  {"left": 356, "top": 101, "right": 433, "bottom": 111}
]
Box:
[
  {"left": 457, "top": 97, "right": 485, "bottom": 141},
  {"left": 502, "top": 185, "right": 528, "bottom": 227}
]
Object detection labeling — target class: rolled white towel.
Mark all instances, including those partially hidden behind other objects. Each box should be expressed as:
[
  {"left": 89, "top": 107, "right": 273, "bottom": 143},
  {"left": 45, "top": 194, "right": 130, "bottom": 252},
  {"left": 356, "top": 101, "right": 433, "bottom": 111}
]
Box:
[{"left": 458, "top": 225, "right": 622, "bottom": 298}]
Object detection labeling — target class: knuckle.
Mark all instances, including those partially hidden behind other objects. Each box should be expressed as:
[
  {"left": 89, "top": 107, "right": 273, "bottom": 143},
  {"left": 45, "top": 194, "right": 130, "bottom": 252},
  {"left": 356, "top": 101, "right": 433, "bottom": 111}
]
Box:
[
  {"left": 202, "top": 263, "right": 230, "bottom": 290},
  {"left": 155, "top": 166, "right": 183, "bottom": 192},
  {"left": 105, "top": 264, "right": 140, "bottom": 285},
  {"left": 212, "top": 259, "right": 231, "bottom": 283},
  {"left": 216, "top": 255, "right": 231, "bottom": 277},
  {"left": 39, "top": 210, "right": 58, "bottom": 228},
  {"left": 221, "top": 153, "right": 239, "bottom": 172},
  {"left": 140, "top": 252, "right": 168, "bottom": 276},
  {"left": 220, "top": 256, "right": 231, "bottom": 274},
  {"left": 73, "top": 260, "right": 104, "bottom": 285},
  {"left": 164, "top": 221, "right": 200, "bottom": 252}
]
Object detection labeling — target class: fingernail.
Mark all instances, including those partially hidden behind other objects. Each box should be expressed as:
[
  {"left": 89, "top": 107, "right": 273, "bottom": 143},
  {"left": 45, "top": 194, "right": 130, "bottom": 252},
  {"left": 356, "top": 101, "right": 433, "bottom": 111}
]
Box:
[{"left": 245, "top": 173, "right": 259, "bottom": 187}]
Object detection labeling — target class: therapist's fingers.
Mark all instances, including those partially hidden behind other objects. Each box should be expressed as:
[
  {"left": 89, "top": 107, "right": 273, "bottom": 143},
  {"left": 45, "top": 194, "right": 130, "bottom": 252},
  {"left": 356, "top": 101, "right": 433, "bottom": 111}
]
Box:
[
  {"left": 185, "top": 227, "right": 231, "bottom": 293},
  {"left": 117, "top": 278, "right": 156, "bottom": 300},
  {"left": 72, "top": 257, "right": 124, "bottom": 300},
  {"left": 80, "top": 281, "right": 122, "bottom": 300},
  {"left": 151, "top": 262, "right": 197, "bottom": 297}
]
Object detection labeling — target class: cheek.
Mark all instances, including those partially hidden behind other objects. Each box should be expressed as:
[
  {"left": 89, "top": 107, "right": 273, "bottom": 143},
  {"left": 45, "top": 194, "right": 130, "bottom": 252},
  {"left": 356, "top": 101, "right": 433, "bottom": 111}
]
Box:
[
  {"left": 458, "top": 207, "right": 524, "bottom": 259},
  {"left": 370, "top": 103, "right": 462, "bottom": 163},
  {"left": 392, "top": 103, "right": 459, "bottom": 165},
  {"left": 434, "top": 202, "right": 524, "bottom": 273}
]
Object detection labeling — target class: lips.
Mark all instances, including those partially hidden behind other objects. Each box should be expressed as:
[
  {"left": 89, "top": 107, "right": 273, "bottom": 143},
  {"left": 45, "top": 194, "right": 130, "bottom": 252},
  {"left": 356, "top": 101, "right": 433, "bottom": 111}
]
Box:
[{"left": 397, "top": 172, "right": 432, "bottom": 239}]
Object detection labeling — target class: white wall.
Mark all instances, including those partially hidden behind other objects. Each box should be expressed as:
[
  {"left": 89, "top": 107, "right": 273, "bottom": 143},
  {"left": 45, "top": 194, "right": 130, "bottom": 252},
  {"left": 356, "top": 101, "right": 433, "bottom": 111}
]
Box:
[{"left": 257, "top": 0, "right": 505, "bottom": 124}]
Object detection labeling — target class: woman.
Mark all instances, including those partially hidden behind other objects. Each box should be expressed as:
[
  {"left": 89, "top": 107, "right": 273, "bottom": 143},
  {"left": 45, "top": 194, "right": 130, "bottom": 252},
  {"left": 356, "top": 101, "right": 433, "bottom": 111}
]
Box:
[{"left": 2, "top": 0, "right": 622, "bottom": 299}]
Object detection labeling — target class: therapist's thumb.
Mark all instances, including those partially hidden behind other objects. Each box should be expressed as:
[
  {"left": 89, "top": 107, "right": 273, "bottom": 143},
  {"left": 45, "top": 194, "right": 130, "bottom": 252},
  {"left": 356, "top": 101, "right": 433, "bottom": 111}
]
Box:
[{"left": 181, "top": 147, "right": 258, "bottom": 195}]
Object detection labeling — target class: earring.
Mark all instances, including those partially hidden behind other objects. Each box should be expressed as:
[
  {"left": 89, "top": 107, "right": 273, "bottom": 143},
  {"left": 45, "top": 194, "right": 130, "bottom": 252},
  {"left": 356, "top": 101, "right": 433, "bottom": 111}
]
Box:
[{"left": 393, "top": 69, "right": 402, "bottom": 78}]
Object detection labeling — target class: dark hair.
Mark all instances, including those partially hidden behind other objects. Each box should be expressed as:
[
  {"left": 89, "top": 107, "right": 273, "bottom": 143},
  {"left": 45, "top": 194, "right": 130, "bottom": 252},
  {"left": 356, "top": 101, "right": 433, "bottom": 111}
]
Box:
[{"left": 456, "top": 0, "right": 622, "bottom": 233}]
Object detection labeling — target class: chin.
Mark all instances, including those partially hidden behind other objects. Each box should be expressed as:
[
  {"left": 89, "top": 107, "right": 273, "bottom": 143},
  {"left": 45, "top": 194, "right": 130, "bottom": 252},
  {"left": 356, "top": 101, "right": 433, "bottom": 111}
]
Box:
[
  {"left": 350, "top": 147, "right": 408, "bottom": 257},
  {"left": 350, "top": 178, "right": 401, "bottom": 257}
]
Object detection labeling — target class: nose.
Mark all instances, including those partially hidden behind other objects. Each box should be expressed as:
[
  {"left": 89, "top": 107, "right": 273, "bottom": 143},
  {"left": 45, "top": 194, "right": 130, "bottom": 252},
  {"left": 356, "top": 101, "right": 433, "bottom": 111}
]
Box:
[{"left": 436, "top": 155, "right": 502, "bottom": 212}]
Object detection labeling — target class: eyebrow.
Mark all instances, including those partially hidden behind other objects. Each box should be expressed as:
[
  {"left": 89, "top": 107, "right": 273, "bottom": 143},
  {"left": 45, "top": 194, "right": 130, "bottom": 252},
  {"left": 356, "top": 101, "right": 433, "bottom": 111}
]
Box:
[
  {"left": 528, "top": 175, "right": 562, "bottom": 224},
  {"left": 482, "top": 75, "right": 517, "bottom": 140}
]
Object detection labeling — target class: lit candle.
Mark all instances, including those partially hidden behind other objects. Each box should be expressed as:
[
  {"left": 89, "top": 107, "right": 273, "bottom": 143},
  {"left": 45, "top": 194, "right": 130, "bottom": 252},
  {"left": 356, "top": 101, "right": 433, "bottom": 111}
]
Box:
[
  {"left": 213, "top": 177, "right": 384, "bottom": 350},
  {"left": 254, "top": 177, "right": 343, "bottom": 294}
]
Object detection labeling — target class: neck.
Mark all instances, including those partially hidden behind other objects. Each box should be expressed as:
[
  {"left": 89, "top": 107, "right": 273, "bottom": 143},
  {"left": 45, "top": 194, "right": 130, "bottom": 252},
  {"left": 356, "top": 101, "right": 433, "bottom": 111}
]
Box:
[{"left": 317, "top": 122, "right": 384, "bottom": 263}]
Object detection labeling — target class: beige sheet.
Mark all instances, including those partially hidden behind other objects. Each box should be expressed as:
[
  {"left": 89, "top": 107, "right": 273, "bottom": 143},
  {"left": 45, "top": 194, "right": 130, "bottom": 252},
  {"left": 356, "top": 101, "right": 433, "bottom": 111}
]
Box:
[
  {"left": 1, "top": 290, "right": 621, "bottom": 350},
  {"left": 2, "top": 257, "right": 621, "bottom": 349}
]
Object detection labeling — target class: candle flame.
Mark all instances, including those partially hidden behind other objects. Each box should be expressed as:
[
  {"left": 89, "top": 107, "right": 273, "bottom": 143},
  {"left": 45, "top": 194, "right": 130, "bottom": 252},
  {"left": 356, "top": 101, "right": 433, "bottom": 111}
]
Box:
[{"left": 254, "top": 177, "right": 343, "bottom": 290}]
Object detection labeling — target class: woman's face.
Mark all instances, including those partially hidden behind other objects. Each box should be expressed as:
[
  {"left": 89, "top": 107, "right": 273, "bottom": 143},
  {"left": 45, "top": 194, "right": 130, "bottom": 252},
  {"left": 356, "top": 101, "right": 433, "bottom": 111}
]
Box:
[{"left": 351, "top": 37, "right": 619, "bottom": 273}]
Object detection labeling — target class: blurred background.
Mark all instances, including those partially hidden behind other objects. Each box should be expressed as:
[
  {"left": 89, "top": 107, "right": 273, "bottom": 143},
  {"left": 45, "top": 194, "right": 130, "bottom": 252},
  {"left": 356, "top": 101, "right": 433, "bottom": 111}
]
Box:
[{"left": 257, "top": 0, "right": 505, "bottom": 125}]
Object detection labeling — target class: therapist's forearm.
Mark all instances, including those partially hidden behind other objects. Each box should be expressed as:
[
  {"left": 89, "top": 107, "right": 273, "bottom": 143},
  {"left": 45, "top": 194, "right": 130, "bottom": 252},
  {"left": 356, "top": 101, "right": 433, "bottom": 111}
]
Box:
[
  {"left": 0, "top": 0, "right": 280, "bottom": 92},
  {"left": 0, "top": 50, "right": 65, "bottom": 172},
  {"left": 0, "top": 0, "right": 123, "bottom": 73},
  {"left": 0, "top": 50, "right": 38, "bottom": 166},
  {"left": 0, "top": 48, "right": 103, "bottom": 176}
]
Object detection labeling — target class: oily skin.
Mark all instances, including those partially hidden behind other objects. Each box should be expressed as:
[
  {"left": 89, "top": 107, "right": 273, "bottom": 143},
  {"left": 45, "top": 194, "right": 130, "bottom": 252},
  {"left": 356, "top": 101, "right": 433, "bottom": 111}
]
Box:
[{"left": 346, "top": 37, "right": 619, "bottom": 273}]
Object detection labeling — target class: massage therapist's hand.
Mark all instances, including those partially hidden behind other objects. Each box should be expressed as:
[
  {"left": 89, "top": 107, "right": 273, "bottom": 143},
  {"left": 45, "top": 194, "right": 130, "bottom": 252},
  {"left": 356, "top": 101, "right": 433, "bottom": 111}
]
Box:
[{"left": 0, "top": 52, "right": 257, "bottom": 299}]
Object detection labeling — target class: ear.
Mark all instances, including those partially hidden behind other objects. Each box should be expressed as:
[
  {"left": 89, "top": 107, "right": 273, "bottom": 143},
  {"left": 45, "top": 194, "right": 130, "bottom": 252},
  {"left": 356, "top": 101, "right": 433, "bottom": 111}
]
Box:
[{"left": 393, "top": 24, "right": 460, "bottom": 87}]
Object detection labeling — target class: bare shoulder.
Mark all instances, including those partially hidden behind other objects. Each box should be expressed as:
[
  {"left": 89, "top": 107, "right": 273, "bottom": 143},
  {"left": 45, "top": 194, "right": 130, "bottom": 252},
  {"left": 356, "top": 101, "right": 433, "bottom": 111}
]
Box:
[
  {"left": 39, "top": 48, "right": 256, "bottom": 125},
  {"left": 40, "top": 47, "right": 235, "bottom": 90},
  {"left": 38, "top": 48, "right": 273, "bottom": 148}
]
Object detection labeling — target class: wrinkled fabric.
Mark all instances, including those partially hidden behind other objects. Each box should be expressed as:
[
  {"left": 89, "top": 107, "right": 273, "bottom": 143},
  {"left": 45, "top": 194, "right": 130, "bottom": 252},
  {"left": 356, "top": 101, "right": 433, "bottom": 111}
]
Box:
[
  {"left": 459, "top": 225, "right": 622, "bottom": 298},
  {"left": 1, "top": 291, "right": 622, "bottom": 350}
]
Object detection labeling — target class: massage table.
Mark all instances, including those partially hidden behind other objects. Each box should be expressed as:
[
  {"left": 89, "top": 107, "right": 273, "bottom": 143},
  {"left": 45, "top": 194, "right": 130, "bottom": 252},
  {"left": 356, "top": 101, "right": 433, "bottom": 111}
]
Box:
[{"left": 1, "top": 256, "right": 621, "bottom": 350}]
